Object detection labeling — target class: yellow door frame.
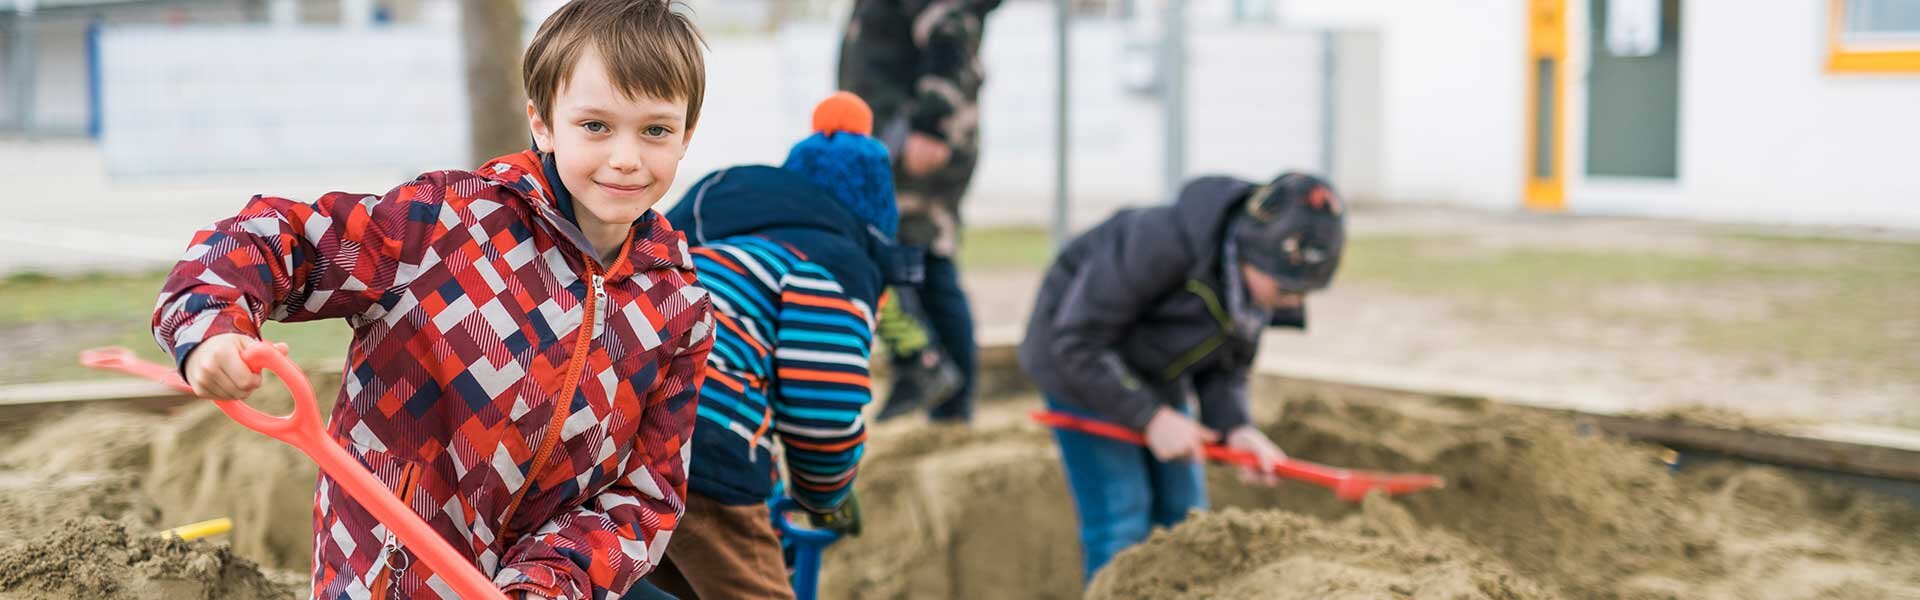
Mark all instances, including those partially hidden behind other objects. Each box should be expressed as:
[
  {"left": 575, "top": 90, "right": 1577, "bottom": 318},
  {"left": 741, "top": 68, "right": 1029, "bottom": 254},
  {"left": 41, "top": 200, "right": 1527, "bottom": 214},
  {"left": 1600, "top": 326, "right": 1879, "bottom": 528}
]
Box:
[{"left": 1524, "top": 0, "right": 1568, "bottom": 211}]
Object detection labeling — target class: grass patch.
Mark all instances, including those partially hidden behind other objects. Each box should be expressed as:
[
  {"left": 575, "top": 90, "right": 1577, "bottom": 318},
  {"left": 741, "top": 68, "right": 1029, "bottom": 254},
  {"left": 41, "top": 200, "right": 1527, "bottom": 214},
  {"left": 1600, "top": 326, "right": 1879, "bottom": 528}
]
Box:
[
  {"left": 959, "top": 226, "right": 1056, "bottom": 271},
  {"left": 0, "top": 272, "right": 353, "bottom": 384},
  {"left": 1341, "top": 235, "right": 1845, "bottom": 295},
  {"left": 1340, "top": 234, "right": 1920, "bottom": 381}
]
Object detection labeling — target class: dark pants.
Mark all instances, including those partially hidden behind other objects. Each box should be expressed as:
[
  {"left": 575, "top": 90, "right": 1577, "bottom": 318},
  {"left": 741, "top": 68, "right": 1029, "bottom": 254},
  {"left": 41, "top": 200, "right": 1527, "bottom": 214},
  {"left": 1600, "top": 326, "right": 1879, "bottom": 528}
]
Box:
[
  {"left": 1046, "top": 395, "right": 1208, "bottom": 581},
  {"left": 884, "top": 252, "right": 977, "bottom": 421},
  {"left": 619, "top": 581, "right": 680, "bottom": 600}
]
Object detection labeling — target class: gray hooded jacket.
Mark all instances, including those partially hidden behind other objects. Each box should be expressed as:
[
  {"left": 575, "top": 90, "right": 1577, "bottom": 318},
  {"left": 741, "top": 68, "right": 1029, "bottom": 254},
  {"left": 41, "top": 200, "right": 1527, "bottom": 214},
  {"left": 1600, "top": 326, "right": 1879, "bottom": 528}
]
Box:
[{"left": 1018, "top": 176, "right": 1305, "bottom": 432}]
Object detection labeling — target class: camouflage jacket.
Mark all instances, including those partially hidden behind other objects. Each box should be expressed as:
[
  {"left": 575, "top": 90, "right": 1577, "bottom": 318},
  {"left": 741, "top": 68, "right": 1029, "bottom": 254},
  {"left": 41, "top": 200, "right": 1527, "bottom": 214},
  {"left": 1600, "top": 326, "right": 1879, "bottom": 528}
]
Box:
[{"left": 838, "top": 0, "right": 1001, "bottom": 255}]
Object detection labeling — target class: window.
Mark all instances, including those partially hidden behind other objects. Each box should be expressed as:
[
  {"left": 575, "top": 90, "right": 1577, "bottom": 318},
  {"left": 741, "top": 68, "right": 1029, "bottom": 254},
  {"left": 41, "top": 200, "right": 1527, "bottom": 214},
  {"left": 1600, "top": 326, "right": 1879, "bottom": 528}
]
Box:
[{"left": 1829, "top": 0, "right": 1920, "bottom": 73}]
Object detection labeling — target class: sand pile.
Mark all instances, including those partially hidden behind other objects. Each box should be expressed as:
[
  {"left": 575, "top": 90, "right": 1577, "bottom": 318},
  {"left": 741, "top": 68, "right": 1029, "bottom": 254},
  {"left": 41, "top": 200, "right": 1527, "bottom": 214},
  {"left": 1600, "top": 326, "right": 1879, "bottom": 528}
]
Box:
[
  {"left": 141, "top": 402, "right": 320, "bottom": 570},
  {"left": 0, "top": 408, "right": 166, "bottom": 545},
  {"left": 0, "top": 373, "right": 335, "bottom": 598},
  {"left": 5, "top": 375, "right": 1917, "bottom": 599},
  {"left": 1085, "top": 504, "right": 1544, "bottom": 599},
  {"left": 1119, "top": 392, "right": 1920, "bottom": 599},
  {"left": 818, "top": 423, "right": 1084, "bottom": 599},
  {"left": 0, "top": 517, "right": 297, "bottom": 599}
]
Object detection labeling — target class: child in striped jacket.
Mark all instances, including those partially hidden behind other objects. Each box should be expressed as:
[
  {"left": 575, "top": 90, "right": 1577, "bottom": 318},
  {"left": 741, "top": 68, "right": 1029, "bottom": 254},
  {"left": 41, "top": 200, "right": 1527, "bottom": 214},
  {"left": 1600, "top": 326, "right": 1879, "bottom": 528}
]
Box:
[{"left": 645, "top": 93, "right": 909, "bottom": 598}]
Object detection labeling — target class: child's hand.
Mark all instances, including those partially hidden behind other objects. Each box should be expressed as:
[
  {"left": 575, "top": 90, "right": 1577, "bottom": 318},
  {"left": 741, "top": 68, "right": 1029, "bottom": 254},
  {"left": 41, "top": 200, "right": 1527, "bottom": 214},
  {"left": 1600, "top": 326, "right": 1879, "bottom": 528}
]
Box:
[
  {"left": 183, "top": 333, "right": 289, "bottom": 400},
  {"left": 1143, "top": 407, "right": 1219, "bottom": 463},
  {"left": 806, "top": 491, "right": 863, "bottom": 537},
  {"left": 902, "top": 132, "right": 952, "bottom": 177},
  {"left": 1225, "top": 425, "right": 1287, "bottom": 487}
]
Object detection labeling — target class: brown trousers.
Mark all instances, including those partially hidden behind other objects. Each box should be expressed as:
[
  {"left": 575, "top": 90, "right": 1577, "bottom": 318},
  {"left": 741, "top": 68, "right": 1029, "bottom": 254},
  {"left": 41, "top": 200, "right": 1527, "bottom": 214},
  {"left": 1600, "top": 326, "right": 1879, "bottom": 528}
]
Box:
[{"left": 645, "top": 492, "right": 795, "bottom": 600}]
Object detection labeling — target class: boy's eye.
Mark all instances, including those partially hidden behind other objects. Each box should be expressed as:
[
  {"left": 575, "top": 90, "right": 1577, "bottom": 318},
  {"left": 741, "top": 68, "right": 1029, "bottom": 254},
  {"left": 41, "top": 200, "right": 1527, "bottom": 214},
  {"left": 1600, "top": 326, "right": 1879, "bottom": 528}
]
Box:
[
  {"left": 644, "top": 125, "right": 671, "bottom": 137},
  {"left": 583, "top": 121, "right": 609, "bottom": 134}
]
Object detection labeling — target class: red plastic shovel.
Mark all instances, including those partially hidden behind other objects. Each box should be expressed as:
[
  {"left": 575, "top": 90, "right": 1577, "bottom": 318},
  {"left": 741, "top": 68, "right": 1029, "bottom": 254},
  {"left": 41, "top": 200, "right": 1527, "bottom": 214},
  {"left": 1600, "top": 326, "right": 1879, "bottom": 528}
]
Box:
[
  {"left": 1030, "top": 410, "right": 1445, "bottom": 501},
  {"left": 80, "top": 345, "right": 507, "bottom": 600}
]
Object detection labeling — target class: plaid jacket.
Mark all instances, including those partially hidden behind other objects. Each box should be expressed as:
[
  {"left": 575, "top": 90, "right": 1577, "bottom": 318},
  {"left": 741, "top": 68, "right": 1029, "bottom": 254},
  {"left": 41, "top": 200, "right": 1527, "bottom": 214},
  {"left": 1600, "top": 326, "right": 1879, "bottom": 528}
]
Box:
[{"left": 152, "top": 150, "right": 714, "bottom": 600}]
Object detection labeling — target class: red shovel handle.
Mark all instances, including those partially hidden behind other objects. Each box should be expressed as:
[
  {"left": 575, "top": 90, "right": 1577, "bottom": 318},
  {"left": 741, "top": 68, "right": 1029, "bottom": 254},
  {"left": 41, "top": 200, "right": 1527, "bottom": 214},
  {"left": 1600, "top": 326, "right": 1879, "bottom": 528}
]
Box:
[
  {"left": 1030, "top": 410, "right": 1444, "bottom": 501},
  {"left": 80, "top": 345, "right": 507, "bottom": 600}
]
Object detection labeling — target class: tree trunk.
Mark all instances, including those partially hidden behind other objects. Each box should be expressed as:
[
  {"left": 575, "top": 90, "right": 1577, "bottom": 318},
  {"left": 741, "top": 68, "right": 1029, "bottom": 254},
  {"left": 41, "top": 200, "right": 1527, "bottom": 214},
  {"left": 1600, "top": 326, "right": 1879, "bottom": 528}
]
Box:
[{"left": 461, "top": 0, "right": 527, "bottom": 165}]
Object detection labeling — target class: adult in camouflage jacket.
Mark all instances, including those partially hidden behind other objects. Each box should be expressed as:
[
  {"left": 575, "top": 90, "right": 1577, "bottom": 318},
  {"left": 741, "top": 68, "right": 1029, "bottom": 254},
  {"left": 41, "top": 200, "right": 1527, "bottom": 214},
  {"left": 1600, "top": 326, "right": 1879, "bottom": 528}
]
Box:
[{"left": 837, "top": 0, "right": 1002, "bottom": 422}]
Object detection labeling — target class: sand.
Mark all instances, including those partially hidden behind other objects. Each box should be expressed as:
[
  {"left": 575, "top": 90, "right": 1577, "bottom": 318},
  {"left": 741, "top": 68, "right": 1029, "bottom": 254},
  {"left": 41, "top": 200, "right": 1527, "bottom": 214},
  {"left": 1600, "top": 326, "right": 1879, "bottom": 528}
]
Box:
[
  {"left": 1111, "top": 392, "right": 1920, "bottom": 599},
  {"left": 0, "top": 517, "right": 297, "bottom": 600},
  {"left": 4, "top": 378, "right": 1917, "bottom": 599},
  {"left": 1084, "top": 505, "right": 1545, "bottom": 600},
  {"left": 817, "top": 422, "right": 1085, "bottom": 599},
  {"left": 0, "top": 375, "right": 333, "bottom": 599}
]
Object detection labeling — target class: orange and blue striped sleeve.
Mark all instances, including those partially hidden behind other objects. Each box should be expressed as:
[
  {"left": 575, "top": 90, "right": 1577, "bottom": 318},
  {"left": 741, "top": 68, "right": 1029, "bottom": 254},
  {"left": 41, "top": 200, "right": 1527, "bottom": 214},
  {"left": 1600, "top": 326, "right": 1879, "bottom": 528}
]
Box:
[{"left": 772, "top": 261, "right": 875, "bottom": 512}]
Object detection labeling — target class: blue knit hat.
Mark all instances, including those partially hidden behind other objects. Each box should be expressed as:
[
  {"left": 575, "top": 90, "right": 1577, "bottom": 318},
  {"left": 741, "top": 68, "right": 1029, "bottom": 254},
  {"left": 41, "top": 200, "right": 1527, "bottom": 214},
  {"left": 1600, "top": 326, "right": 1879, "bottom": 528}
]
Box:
[{"left": 782, "top": 92, "right": 899, "bottom": 239}]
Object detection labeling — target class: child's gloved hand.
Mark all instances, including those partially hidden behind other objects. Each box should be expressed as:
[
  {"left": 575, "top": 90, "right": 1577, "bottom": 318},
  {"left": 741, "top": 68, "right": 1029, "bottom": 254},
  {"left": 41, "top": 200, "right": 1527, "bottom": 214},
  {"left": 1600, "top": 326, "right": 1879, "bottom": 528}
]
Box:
[
  {"left": 182, "top": 333, "right": 289, "bottom": 400},
  {"left": 1226, "top": 425, "right": 1288, "bottom": 487},
  {"left": 806, "top": 491, "right": 862, "bottom": 537},
  {"left": 1144, "top": 407, "right": 1220, "bottom": 463}
]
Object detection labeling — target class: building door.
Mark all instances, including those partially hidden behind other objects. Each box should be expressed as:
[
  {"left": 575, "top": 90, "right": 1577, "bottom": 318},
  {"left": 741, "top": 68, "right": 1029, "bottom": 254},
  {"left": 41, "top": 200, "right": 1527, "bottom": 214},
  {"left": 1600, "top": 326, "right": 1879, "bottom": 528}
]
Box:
[{"left": 1585, "top": 0, "right": 1682, "bottom": 179}]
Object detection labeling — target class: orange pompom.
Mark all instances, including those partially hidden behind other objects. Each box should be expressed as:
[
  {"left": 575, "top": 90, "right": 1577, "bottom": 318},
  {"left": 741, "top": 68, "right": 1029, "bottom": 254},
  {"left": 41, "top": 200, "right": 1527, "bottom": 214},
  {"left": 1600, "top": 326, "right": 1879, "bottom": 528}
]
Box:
[{"left": 812, "top": 91, "right": 874, "bottom": 136}]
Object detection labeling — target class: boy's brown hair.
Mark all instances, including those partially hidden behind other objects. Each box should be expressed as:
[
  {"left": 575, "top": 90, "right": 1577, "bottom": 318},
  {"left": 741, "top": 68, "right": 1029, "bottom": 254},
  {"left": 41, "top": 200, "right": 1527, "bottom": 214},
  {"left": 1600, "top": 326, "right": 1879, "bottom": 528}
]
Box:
[{"left": 523, "top": 0, "right": 707, "bottom": 130}]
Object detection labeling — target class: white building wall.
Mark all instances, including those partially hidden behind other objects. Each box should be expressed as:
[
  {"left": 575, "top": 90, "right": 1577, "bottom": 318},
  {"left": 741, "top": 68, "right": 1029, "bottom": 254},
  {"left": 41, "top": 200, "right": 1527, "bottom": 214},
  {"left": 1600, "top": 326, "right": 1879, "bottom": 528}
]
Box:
[
  {"left": 97, "top": 24, "right": 468, "bottom": 176},
  {"left": 1279, "top": 0, "right": 1527, "bottom": 211},
  {"left": 1572, "top": 0, "right": 1920, "bottom": 228},
  {"left": 1285, "top": 0, "right": 1920, "bottom": 229}
]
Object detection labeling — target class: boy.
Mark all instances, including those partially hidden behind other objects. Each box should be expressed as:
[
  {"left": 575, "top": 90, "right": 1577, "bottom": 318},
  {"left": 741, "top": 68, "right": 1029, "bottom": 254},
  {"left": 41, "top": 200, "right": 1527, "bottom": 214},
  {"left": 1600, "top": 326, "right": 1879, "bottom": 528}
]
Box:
[
  {"left": 1017, "top": 172, "right": 1346, "bottom": 580},
  {"left": 642, "top": 92, "right": 903, "bottom": 599},
  {"left": 150, "top": 1, "right": 713, "bottom": 598}
]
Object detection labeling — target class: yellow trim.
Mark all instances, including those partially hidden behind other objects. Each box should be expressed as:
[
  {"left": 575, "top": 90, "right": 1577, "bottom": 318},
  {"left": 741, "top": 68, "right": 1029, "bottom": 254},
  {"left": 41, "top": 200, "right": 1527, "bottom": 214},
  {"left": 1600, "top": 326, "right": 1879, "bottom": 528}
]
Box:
[
  {"left": 1828, "top": 0, "right": 1920, "bottom": 73},
  {"left": 1524, "top": 0, "right": 1567, "bottom": 211}
]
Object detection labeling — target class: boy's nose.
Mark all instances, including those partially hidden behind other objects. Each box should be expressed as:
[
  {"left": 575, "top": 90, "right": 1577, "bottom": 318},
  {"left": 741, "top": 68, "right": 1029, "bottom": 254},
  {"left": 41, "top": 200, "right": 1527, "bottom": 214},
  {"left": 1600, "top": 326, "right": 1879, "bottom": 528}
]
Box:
[{"left": 608, "top": 143, "right": 643, "bottom": 172}]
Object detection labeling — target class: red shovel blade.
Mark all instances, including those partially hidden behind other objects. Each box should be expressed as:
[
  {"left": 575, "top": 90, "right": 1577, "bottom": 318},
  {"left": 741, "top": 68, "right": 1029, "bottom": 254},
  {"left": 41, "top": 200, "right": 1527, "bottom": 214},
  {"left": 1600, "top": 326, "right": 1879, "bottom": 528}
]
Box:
[{"left": 1031, "top": 410, "right": 1445, "bottom": 501}]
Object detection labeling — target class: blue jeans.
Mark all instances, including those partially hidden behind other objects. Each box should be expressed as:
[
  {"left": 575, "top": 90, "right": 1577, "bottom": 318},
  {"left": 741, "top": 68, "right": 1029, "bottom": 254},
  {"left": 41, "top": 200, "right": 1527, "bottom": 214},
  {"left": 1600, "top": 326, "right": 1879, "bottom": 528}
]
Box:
[{"left": 1045, "top": 395, "right": 1208, "bottom": 581}]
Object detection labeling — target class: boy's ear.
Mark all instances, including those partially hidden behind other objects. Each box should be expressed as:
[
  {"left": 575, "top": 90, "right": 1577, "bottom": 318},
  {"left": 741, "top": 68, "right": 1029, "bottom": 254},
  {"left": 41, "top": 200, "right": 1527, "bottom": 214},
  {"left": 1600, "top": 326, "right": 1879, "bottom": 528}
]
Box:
[
  {"left": 526, "top": 100, "right": 553, "bottom": 153},
  {"left": 679, "top": 121, "right": 697, "bottom": 157}
]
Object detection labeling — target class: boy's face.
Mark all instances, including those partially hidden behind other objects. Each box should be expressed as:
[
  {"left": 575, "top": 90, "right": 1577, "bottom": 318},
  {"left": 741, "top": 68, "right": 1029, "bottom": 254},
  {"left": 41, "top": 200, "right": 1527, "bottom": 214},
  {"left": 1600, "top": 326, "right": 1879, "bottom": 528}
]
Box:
[
  {"left": 1241, "top": 262, "right": 1305, "bottom": 311},
  {"left": 527, "top": 47, "right": 694, "bottom": 234}
]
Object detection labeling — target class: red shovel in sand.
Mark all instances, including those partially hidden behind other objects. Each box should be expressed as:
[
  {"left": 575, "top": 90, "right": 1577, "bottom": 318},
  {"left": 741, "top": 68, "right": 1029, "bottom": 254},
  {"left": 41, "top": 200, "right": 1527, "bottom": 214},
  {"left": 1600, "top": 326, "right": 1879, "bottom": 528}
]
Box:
[
  {"left": 1030, "top": 410, "right": 1445, "bottom": 501},
  {"left": 80, "top": 345, "right": 508, "bottom": 600}
]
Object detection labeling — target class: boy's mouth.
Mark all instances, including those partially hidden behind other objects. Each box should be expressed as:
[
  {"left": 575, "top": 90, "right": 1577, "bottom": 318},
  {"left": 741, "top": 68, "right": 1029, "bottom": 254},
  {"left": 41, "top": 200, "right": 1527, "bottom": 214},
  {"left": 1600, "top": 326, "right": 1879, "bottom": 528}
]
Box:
[{"left": 596, "top": 181, "right": 650, "bottom": 196}]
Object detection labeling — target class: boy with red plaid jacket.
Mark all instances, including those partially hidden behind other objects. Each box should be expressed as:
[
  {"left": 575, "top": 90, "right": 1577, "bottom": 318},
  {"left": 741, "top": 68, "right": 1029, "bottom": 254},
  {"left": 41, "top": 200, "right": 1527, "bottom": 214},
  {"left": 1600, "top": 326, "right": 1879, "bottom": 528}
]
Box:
[{"left": 151, "top": 2, "right": 713, "bottom": 598}]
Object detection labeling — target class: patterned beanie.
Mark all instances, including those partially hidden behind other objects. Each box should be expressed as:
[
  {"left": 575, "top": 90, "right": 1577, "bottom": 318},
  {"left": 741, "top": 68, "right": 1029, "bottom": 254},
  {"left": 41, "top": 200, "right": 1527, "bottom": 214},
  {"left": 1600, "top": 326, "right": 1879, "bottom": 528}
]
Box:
[
  {"left": 782, "top": 92, "right": 899, "bottom": 239},
  {"left": 1232, "top": 172, "right": 1346, "bottom": 292}
]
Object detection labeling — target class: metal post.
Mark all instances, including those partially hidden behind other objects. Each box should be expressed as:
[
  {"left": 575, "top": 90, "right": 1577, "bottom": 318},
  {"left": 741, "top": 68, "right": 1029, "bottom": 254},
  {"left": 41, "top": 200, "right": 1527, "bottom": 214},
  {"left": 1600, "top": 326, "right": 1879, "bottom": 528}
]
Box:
[
  {"left": 8, "top": 0, "right": 38, "bottom": 137},
  {"left": 1160, "top": 0, "right": 1187, "bottom": 201},
  {"left": 268, "top": 0, "right": 300, "bottom": 27},
  {"left": 1052, "top": 0, "right": 1071, "bottom": 248},
  {"left": 341, "top": 0, "right": 373, "bottom": 28},
  {"left": 86, "top": 19, "right": 101, "bottom": 139},
  {"left": 1318, "top": 30, "right": 1336, "bottom": 178}
]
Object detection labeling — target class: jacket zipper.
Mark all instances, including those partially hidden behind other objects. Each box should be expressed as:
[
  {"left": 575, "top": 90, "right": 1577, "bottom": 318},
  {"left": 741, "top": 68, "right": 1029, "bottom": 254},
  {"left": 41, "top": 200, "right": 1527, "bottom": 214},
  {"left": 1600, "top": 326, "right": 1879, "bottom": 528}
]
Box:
[
  {"left": 497, "top": 266, "right": 601, "bottom": 539},
  {"left": 369, "top": 461, "right": 421, "bottom": 598}
]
